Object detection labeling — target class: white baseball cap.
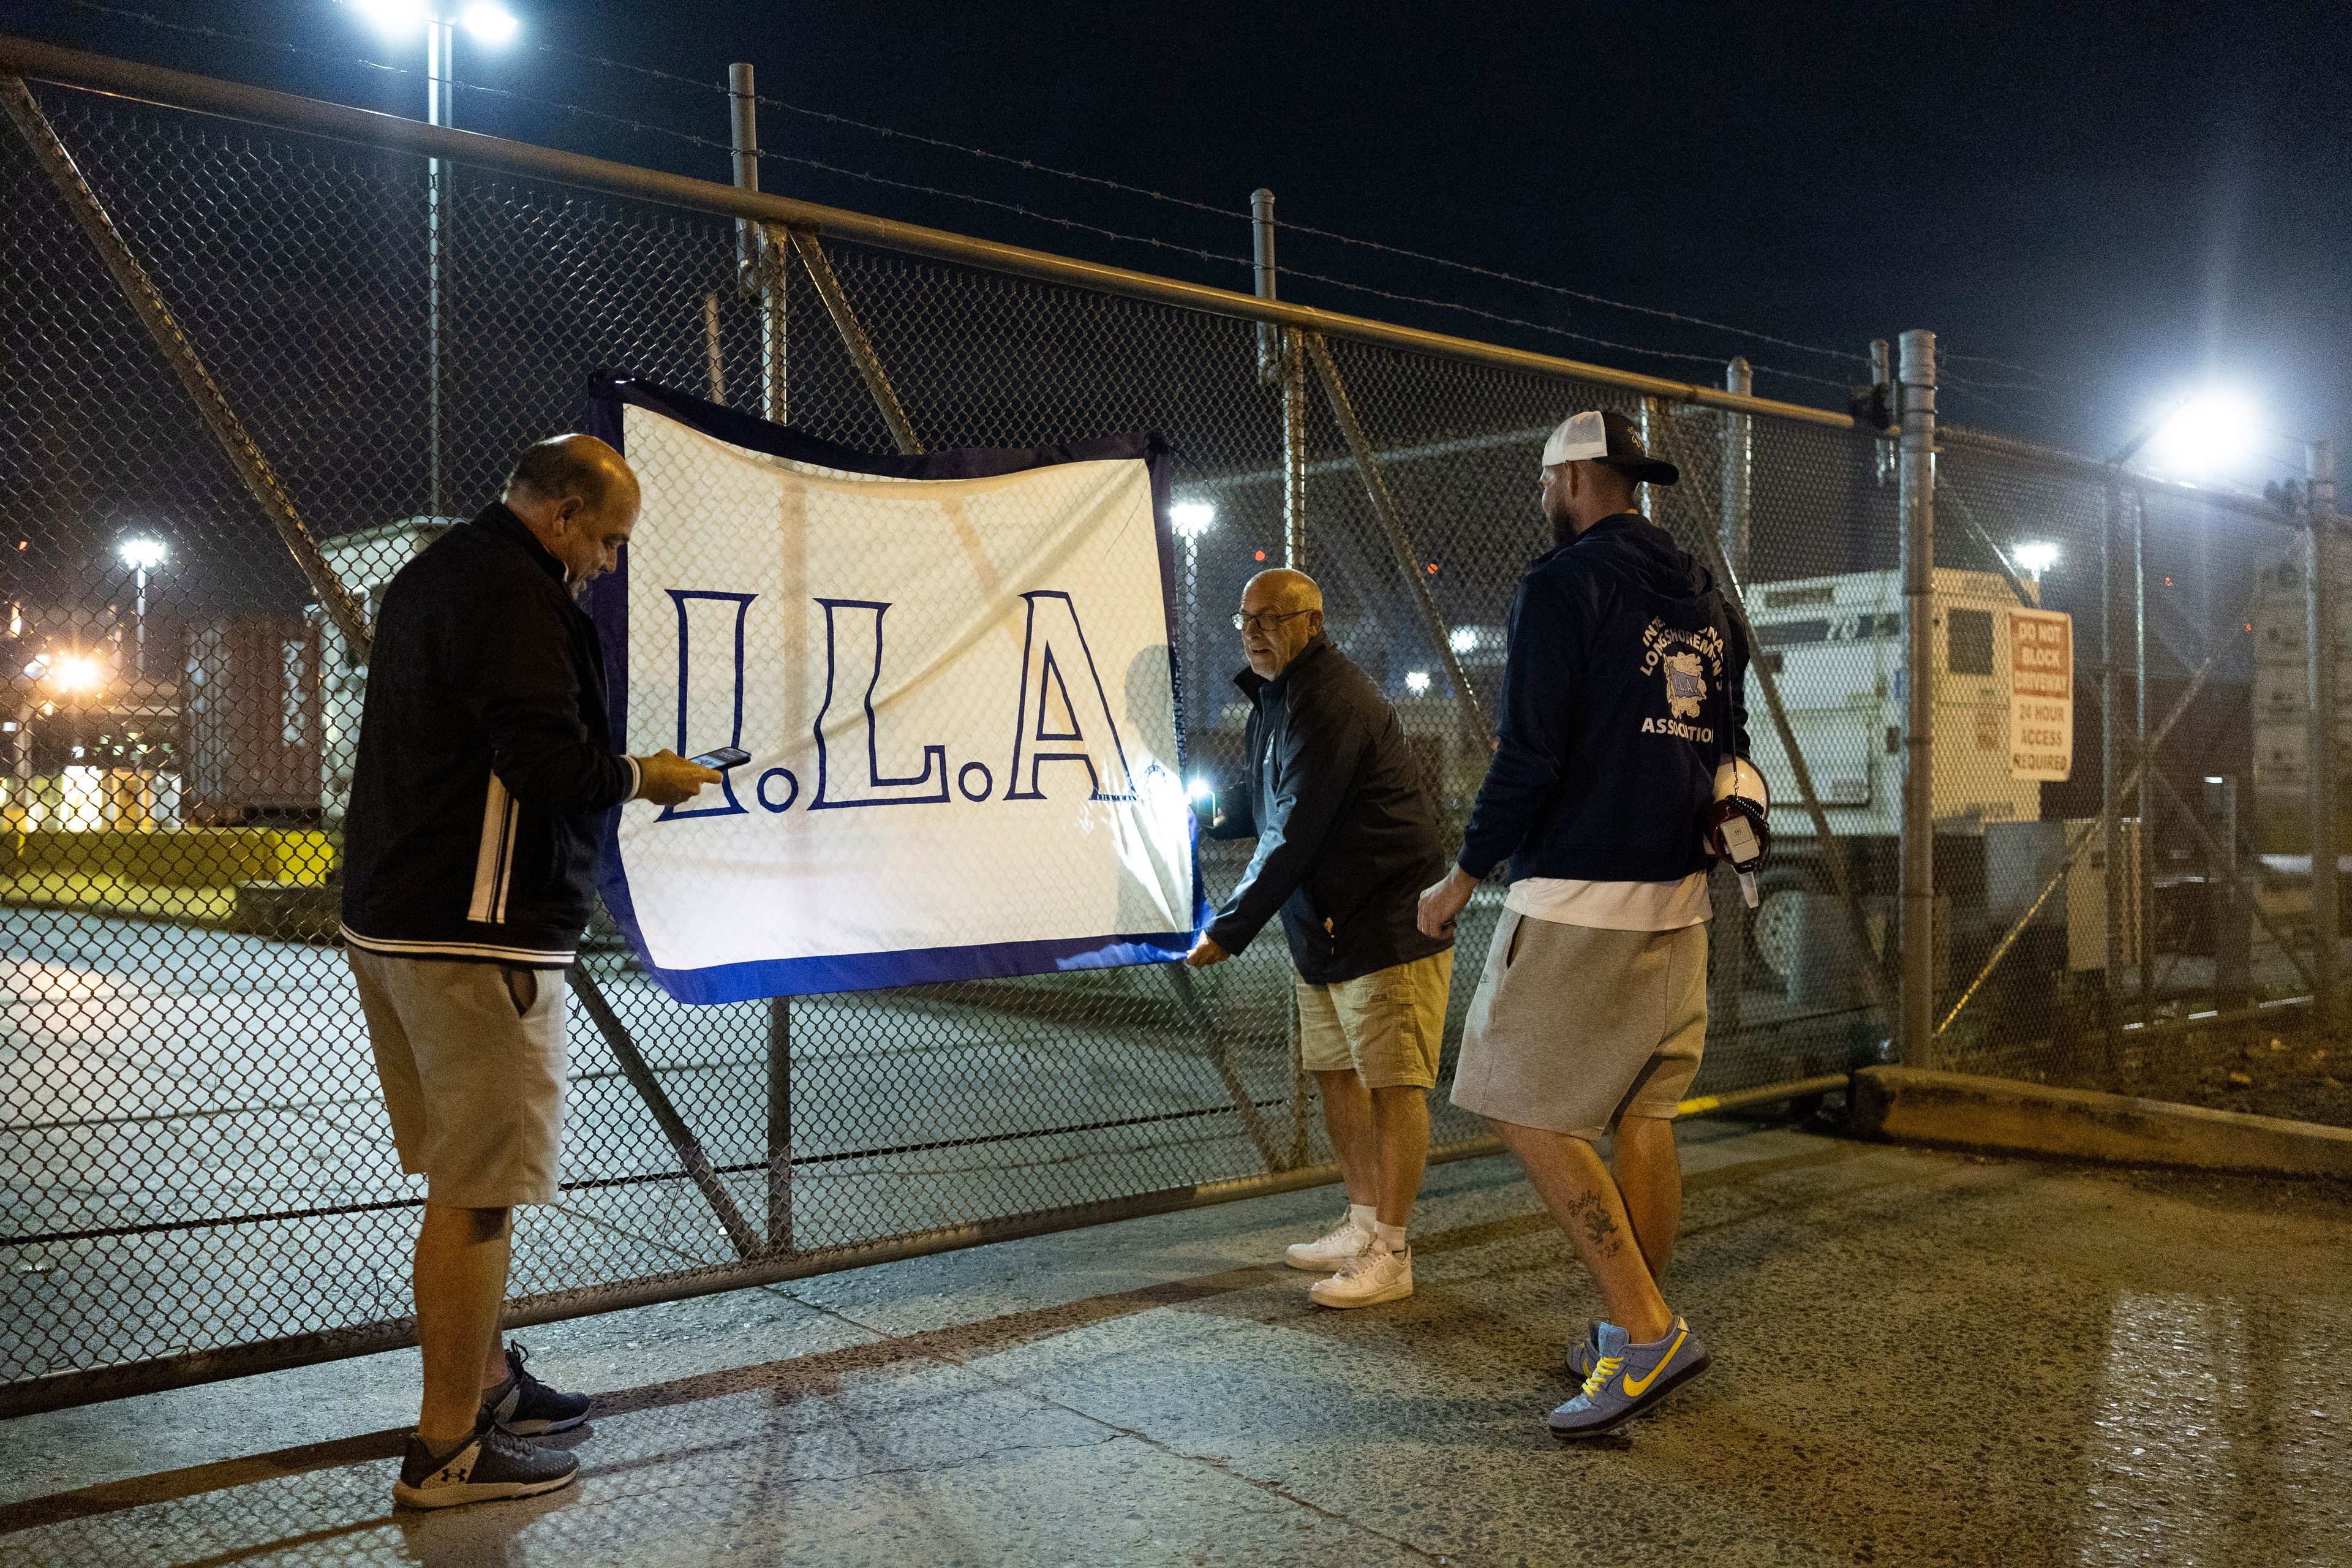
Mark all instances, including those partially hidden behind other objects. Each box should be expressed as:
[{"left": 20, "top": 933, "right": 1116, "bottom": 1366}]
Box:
[{"left": 1541, "top": 409, "right": 1680, "bottom": 484}]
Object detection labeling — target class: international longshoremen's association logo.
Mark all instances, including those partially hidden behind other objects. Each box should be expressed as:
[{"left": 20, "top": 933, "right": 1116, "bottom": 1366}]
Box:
[{"left": 1664, "top": 651, "right": 1706, "bottom": 718}]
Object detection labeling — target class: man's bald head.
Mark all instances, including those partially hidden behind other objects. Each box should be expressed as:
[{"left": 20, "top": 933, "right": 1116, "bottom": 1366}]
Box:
[
  {"left": 505, "top": 433, "right": 639, "bottom": 516},
  {"left": 1244, "top": 568, "right": 1322, "bottom": 614},
  {"left": 1238, "top": 568, "right": 1325, "bottom": 680},
  {"left": 502, "top": 434, "right": 642, "bottom": 587}
]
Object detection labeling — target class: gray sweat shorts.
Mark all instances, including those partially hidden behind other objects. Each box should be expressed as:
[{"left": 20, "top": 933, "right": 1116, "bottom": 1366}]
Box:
[{"left": 1449, "top": 911, "right": 1707, "bottom": 1140}]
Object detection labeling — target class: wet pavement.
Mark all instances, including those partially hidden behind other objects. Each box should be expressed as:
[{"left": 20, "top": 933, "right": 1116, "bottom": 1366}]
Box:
[{"left": 4, "top": 1117, "right": 2348, "bottom": 1566}]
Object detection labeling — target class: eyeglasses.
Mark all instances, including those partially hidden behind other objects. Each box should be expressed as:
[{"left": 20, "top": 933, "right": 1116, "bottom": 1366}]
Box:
[{"left": 1232, "top": 608, "right": 1314, "bottom": 633}]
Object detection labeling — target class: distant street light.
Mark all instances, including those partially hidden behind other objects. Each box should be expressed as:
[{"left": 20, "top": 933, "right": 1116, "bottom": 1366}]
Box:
[
  {"left": 1404, "top": 670, "right": 1432, "bottom": 696},
  {"left": 116, "top": 537, "right": 168, "bottom": 679},
  {"left": 340, "top": 1, "right": 522, "bottom": 518},
  {"left": 2013, "top": 541, "right": 2059, "bottom": 581},
  {"left": 49, "top": 653, "right": 105, "bottom": 694}
]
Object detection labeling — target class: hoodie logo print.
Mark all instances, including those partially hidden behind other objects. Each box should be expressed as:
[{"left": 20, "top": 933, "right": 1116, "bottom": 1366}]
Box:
[{"left": 1664, "top": 652, "right": 1707, "bottom": 718}]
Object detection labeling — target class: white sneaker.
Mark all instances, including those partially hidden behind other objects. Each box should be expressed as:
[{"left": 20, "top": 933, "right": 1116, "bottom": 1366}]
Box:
[
  {"left": 1285, "top": 1212, "right": 1374, "bottom": 1272},
  {"left": 1309, "top": 1246, "right": 1413, "bottom": 1309}
]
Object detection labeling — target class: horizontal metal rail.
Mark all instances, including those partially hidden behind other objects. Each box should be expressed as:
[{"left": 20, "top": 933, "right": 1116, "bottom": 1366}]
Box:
[
  {"left": 0, "top": 32, "right": 1862, "bottom": 431},
  {"left": 0, "top": 1074, "right": 1843, "bottom": 1418}
]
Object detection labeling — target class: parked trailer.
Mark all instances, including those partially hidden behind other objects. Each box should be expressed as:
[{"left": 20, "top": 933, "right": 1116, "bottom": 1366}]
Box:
[
  {"left": 182, "top": 615, "right": 322, "bottom": 824},
  {"left": 1738, "top": 567, "right": 2060, "bottom": 1000}
]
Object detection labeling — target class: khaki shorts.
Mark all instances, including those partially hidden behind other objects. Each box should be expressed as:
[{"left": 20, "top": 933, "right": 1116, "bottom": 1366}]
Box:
[
  {"left": 1450, "top": 913, "right": 1706, "bottom": 1140},
  {"left": 349, "top": 946, "right": 570, "bottom": 1208},
  {"left": 1295, "top": 948, "right": 1455, "bottom": 1090}
]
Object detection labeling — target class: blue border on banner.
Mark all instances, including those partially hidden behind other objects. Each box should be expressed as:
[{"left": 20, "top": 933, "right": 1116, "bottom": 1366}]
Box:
[{"left": 573, "top": 371, "right": 1207, "bottom": 1004}]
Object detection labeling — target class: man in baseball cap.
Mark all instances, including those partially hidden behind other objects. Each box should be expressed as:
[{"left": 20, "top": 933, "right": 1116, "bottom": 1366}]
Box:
[
  {"left": 1419, "top": 405, "right": 1755, "bottom": 1440},
  {"left": 1538, "top": 407, "right": 1681, "bottom": 483}
]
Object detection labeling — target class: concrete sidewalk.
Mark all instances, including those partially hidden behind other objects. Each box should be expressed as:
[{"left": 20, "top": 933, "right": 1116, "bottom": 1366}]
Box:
[{"left": 5, "top": 1118, "right": 2348, "bottom": 1566}]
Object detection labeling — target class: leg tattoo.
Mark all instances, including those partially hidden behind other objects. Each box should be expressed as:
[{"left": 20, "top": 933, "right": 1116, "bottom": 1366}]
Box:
[{"left": 1562, "top": 1189, "right": 1623, "bottom": 1257}]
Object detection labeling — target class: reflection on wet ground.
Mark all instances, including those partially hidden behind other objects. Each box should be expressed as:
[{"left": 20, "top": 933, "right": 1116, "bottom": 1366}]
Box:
[{"left": 4, "top": 1123, "right": 2347, "bottom": 1566}]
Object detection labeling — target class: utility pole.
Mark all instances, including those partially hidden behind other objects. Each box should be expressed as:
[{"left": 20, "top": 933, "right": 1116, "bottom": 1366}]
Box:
[
  {"left": 1252, "top": 189, "right": 1304, "bottom": 570},
  {"left": 2309, "top": 437, "right": 2341, "bottom": 1035},
  {"left": 1896, "top": 329, "right": 1937, "bottom": 1063}
]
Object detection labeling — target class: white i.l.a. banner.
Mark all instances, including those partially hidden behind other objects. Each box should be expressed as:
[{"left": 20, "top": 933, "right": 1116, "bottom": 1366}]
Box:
[{"left": 578, "top": 375, "right": 1200, "bottom": 1003}]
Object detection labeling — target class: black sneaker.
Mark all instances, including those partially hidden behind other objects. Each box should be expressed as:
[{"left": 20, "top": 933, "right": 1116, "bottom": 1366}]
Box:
[
  {"left": 483, "top": 1343, "right": 594, "bottom": 1436},
  {"left": 393, "top": 1420, "right": 578, "bottom": 1510}
]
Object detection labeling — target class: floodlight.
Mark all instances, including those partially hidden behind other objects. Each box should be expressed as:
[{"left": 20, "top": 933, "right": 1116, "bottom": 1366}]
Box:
[
  {"left": 50, "top": 654, "right": 105, "bottom": 693},
  {"left": 1404, "top": 670, "right": 1431, "bottom": 695},
  {"left": 117, "top": 537, "right": 169, "bottom": 571},
  {"left": 350, "top": 0, "right": 429, "bottom": 34},
  {"left": 461, "top": 2, "right": 519, "bottom": 43},
  {"left": 2146, "top": 391, "right": 2259, "bottom": 478},
  {"left": 2013, "top": 541, "right": 2059, "bottom": 576},
  {"left": 1170, "top": 502, "right": 1216, "bottom": 541},
  {"left": 1449, "top": 626, "right": 1480, "bottom": 654}
]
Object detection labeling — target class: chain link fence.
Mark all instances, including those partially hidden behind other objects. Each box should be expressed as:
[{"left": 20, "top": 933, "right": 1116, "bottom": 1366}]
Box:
[{"left": 2, "top": 64, "right": 2341, "bottom": 1416}]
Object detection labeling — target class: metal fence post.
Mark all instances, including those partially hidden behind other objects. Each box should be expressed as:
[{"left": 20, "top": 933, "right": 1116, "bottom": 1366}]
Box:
[
  {"left": 1251, "top": 188, "right": 1278, "bottom": 383},
  {"left": 1722, "top": 358, "right": 1753, "bottom": 571},
  {"left": 1253, "top": 187, "right": 1309, "bottom": 1159},
  {"left": 729, "top": 64, "right": 786, "bottom": 423},
  {"left": 2134, "top": 489, "right": 2152, "bottom": 1035},
  {"left": 1896, "top": 329, "right": 1937, "bottom": 1063},
  {"left": 2309, "top": 437, "right": 2342, "bottom": 1035},
  {"left": 728, "top": 62, "right": 795, "bottom": 1253},
  {"left": 1251, "top": 189, "right": 1305, "bottom": 568},
  {"left": 2101, "top": 483, "right": 2123, "bottom": 1054}
]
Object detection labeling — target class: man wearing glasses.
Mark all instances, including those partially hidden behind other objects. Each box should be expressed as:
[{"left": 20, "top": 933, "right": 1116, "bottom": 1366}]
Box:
[{"left": 1185, "top": 569, "right": 1454, "bottom": 1308}]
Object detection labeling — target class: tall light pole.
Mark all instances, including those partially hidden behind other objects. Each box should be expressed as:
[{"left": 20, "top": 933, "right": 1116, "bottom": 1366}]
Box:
[
  {"left": 116, "top": 537, "right": 168, "bottom": 680},
  {"left": 345, "top": 1, "right": 520, "bottom": 519}
]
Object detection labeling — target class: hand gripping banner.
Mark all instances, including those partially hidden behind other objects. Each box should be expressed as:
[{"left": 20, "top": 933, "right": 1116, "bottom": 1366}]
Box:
[{"left": 577, "top": 375, "right": 1202, "bottom": 1003}]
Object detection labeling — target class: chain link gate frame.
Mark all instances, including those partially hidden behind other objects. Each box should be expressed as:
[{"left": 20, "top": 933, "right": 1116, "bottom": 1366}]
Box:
[{"left": 2, "top": 35, "right": 2341, "bottom": 1417}]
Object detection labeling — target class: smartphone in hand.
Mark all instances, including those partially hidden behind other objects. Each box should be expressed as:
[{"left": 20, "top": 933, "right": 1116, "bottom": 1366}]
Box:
[{"left": 689, "top": 747, "right": 752, "bottom": 771}]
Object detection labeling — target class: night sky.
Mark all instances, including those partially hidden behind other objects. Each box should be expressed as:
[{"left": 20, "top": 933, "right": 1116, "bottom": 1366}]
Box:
[{"left": 16, "top": 0, "right": 2350, "bottom": 486}]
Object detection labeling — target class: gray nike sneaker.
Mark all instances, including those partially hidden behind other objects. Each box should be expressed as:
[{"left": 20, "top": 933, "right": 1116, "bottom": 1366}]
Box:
[
  {"left": 1567, "top": 1320, "right": 1600, "bottom": 1381},
  {"left": 393, "top": 1419, "right": 579, "bottom": 1510}
]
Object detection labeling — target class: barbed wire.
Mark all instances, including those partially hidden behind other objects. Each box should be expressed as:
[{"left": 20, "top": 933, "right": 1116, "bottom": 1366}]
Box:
[
  {"left": 524, "top": 38, "right": 1253, "bottom": 228},
  {"left": 456, "top": 76, "right": 1259, "bottom": 275},
  {"left": 58, "top": 3, "right": 1256, "bottom": 276},
  {"left": 66, "top": 0, "right": 416, "bottom": 80},
  {"left": 1272, "top": 265, "right": 1855, "bottom": 391},
  {"left": 526, "top": 30, "right": 1877, "bottom": 372},
  {"left": 1940, "top": 349, "right": 2075, "bottom": 382},
  {"left": 59, "top": 0, "right": 1844, "bottom": 396},
  {"left": 1272, "top": 220, "right": 1866, "bottom": 364}
]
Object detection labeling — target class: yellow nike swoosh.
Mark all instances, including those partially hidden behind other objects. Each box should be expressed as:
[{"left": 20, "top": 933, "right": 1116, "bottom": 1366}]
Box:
[{"left": 1619, "top": 1325, "right": 1687, "bottom": 1397}]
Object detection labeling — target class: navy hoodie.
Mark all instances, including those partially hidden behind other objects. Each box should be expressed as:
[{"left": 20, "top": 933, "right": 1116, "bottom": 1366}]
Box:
[{"left": 1457, "top": 513, "right": 1751, "bottom": 885}]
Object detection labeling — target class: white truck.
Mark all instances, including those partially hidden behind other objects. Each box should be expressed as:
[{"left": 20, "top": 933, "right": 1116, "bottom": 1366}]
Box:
[{"left": 1736, "top": 567, "right": 2055, "bottom": 996}]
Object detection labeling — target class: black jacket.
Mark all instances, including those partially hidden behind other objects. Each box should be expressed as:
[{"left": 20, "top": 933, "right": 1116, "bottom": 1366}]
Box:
[
  {"left": 341, "top": 502, "right": 638, "bottom": 968},
  {"left": 1204, "top": 636, "right": 1452, "bottom": 984},
  {"left": 1457, "top": 513, "right": 1751, "bottom": 885}
]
